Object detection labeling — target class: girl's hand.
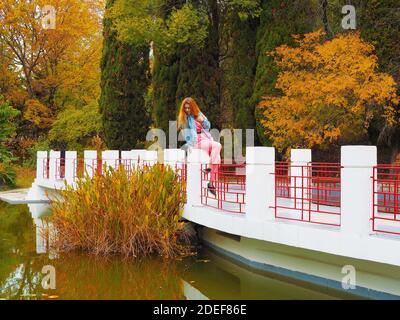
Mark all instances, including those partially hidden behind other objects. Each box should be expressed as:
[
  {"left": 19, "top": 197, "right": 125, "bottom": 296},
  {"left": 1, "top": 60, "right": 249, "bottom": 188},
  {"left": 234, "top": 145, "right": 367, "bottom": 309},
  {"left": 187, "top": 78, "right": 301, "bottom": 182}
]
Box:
[{"left": 196, "top": 114, "right": 204, "bottom": 122}]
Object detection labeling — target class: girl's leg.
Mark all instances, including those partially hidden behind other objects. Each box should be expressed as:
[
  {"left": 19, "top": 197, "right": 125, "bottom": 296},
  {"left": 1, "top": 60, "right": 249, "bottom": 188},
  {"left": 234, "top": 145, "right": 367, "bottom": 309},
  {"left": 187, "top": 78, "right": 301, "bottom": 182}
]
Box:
[
  {"left": 197, "top": 139, "right": 221, "bottom": 183},
  {"left": 209, "top": 140, "right": 222, "bottom": 183}
]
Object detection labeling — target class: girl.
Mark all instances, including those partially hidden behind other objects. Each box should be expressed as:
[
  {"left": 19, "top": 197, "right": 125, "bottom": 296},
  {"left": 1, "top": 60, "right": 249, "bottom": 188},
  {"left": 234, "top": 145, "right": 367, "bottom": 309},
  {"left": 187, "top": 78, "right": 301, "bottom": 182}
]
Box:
[{"left": 178, "top": 97, "right": 221, "bottom": 195}]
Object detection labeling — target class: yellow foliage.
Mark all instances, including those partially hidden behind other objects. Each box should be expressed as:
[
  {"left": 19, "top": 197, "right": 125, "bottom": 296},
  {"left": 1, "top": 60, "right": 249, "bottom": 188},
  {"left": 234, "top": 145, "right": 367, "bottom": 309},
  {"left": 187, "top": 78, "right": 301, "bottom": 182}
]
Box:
[
  {"left": 258, "top": 30, "right": 399, "bottom": 154},
  {"left": 24, "top": 99, "right": 53, "bottom": 129},
  {"left": 0, "top": 0, "right": 103, "bottom": 128}
]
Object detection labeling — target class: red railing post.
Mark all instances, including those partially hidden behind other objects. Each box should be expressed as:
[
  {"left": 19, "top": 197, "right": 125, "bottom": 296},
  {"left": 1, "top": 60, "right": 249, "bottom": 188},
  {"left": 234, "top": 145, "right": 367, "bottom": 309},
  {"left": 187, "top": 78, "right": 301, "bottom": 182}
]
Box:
[
  {"left": 274, "top": 161, "right": 342, "bottom": 227},
  {"left": 372, "top": 164, "right": 400, "bottom": 235},
  {"left": 201, "top": 162, "right": 246, "bottom": 214}
]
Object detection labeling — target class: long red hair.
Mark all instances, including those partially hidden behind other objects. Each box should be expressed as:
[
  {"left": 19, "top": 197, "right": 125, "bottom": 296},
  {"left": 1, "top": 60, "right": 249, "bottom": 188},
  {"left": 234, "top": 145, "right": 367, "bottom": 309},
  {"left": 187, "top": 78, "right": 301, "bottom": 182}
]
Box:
[{"left": 177, "top": 97, "right": 201, "bottom": 129}]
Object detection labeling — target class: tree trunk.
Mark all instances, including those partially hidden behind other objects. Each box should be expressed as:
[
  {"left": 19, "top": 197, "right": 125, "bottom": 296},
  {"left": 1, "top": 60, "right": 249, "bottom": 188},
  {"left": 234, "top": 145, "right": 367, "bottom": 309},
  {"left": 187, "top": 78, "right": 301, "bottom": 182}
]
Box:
[{"left": 319, "top": 0, "right": 332, "bottom": 38}]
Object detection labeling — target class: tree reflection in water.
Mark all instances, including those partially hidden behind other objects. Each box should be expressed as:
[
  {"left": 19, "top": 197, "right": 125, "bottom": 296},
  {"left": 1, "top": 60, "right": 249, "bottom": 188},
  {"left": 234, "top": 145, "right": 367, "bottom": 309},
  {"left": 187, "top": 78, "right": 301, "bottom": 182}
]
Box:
[
  {"left": 0, "top": 202, "right": 361, "bottom": 300},
  {"left": 0, "top": 203, "right": 190, "bottom": 300}
]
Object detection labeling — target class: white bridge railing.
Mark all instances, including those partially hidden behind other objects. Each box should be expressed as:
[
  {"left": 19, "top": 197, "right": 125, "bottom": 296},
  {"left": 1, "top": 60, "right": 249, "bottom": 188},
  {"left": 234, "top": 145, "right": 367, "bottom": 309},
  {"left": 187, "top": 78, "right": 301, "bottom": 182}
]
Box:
[{"left": 34, "top": 146, "right": 400, "bottom": 239}]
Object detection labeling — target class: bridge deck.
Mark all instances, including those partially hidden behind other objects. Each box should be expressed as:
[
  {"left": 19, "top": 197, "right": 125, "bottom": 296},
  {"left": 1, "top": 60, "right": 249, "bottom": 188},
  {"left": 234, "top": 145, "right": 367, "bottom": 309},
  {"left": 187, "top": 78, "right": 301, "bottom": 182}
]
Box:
[{"left": 0, "top": 188, "right": 49, "bottom": 204}]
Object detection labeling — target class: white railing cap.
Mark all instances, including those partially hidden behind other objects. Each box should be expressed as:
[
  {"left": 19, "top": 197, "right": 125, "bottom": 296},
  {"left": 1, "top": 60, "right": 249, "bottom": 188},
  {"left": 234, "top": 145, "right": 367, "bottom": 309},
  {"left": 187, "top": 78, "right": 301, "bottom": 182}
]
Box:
[
  {"left": 187, "top": 149, "right": 209, "bottom": 164},
  {"left": 246, "top": 147, "right": 275, "bottom": 165},
  {"left": 341, "top": 145, "right": 377, "bottom": 167},
  {"left": 291, "top": 149, "right": 311, "bottom": 163},
  {"left": 37, "top": 151, "right": 48, "bottom": 159}
]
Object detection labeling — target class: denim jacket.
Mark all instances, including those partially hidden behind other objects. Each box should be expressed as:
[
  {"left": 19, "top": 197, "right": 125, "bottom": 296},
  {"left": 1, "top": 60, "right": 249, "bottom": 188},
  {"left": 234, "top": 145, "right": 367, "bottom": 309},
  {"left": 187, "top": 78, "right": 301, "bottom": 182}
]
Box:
[{"left": 180, "top": 112, "right": 211, "bottom": 147}]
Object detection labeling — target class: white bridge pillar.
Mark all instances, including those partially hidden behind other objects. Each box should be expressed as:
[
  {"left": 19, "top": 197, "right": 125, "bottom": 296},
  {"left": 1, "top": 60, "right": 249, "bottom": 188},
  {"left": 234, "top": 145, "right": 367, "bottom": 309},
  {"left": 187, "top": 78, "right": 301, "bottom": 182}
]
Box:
[
  {"left": 290, "top": 149, "right": 312, "bottom": 198},
  {"left": 144, "top": 150, "right": 158, "bottom": 166},
  {"left": 186, "top": 149, "right": 210, "bottom": 207},
  {"left": 65, "top": 151, "right": 77, "bottom": 185},
  {"left": 164, "top": 148, "right": 186, "bottom": 170},
  {"left": 49, "top": 150, "right": 60, "bottom": 181},
  {"left": 36, "top": 151, "right": 48, "bottom": 179},
  {"left": 84, "top": 150, "right": 97, "bottom": 178},
  {"left": 102, "top": 150, "right": 119, "bottom": 172},
  {"left": 341, "top": 146, "right": 377, "bottom": 236},
  {"left": 245, "top": 147, "right": 275, "bottom": 223},
  {"left": 291, "top": 149, "right": 312, "bottom": 218},
  {"left": 121, "top": 150, "right": 135, "bottom": 173},
  {"left": 130, "top": 149, "right": 146, "bottom": 168}
]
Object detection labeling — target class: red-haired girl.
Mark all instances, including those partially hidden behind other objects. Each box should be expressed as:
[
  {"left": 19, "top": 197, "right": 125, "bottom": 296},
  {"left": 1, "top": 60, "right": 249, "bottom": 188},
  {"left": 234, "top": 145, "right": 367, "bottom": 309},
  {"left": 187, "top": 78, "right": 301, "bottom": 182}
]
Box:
[{"left": 178, "top": 97, "right": 221, "bottom": 195}]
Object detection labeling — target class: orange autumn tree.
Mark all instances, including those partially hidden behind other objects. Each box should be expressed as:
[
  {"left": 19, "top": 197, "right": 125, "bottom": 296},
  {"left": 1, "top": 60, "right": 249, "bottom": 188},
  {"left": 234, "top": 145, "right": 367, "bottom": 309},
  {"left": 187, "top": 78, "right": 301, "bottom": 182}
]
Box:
[
  {"left": 258, "top": 30, "right": 399, "bottom": 154},
  {"left": 0, "top": 0, "right": 103, "bottom": 129}
]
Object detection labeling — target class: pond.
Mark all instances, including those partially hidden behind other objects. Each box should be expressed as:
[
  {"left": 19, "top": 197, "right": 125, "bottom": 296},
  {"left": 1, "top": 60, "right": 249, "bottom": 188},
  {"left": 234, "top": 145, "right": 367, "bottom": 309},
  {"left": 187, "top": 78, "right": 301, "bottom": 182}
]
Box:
[{"left": 0, "top": 202, "right": 361, "bottom": 300}]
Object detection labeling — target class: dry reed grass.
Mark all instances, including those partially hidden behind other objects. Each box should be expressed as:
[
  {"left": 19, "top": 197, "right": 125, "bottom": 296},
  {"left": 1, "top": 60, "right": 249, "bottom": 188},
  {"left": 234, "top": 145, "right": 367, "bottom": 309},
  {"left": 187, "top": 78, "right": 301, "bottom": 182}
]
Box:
[{"left": 48, "top": 164, "right": 192, "bottom": 258}]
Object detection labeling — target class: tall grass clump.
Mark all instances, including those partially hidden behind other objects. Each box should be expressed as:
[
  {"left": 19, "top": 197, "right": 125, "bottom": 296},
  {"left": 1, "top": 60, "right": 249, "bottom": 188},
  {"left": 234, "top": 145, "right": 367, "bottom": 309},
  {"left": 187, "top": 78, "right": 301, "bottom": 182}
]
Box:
[{"left": 48, "top": 164, "right": 191, "bottom": 258}]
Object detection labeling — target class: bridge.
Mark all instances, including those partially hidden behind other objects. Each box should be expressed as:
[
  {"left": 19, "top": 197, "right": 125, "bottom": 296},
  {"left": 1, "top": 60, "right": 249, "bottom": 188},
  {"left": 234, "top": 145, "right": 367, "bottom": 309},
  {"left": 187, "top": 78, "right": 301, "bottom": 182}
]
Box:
[{"left": 14, "top": 145, "right": 400, "bottom": 298}]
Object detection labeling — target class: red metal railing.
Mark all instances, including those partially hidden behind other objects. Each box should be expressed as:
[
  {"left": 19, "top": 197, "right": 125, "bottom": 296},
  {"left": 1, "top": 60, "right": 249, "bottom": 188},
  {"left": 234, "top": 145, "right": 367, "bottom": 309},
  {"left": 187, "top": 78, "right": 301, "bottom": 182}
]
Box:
[
  {"left": 309, "top": 162, "right": 341, "bottom": 208},
  {"left": 56, "top": 158, "right": 65, "bottom": 179},
  {"left": 70, "top": 158, "right": 158, "bottom": 179},
  {"left": 275, "top": 161, "right": 290, "bottom": 198},
  {"left": 74, "top": 158, "right": 85, "bottom": 179},
  {"left": 201, "top": 163, "right": 245, "bottom": 213},
  {"left": 74, "top": 158, "right": 101, "bottom": 179},
  {"left": 274, "top": 162, "right": 341, "bottom": 226},
  {"left": 176, "top": 162, "right": 187, "bottom": 191},
  {"left": 121, "top": 159, "right": 136, "bottom": 177},
  {"left": 372, "top": 165, "right": 400, "bottom": 235},
  {"left": 42, "top": 158, "right": 50, "bottom": 179},
  {"left": 173, "top": 162, "right": 187, "bottom": 202},
  {"left": 59, "top": 158, "right": 186, "bottom": 197},
  {"left": 41, "top": 155, "right": 188, "bottom": 206},
  {"left": 101, "top": 159, "right": 121, "bottom": 172}
]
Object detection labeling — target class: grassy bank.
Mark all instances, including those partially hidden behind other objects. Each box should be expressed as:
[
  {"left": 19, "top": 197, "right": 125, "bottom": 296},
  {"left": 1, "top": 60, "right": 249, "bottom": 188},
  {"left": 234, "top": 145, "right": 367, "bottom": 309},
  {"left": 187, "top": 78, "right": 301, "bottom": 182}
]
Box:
[
  {"left": 15, "top": 166, "right": 35, "bottom": 188},
  {"left": 0, "top": 165, "right": 35, "bottom": 191}
]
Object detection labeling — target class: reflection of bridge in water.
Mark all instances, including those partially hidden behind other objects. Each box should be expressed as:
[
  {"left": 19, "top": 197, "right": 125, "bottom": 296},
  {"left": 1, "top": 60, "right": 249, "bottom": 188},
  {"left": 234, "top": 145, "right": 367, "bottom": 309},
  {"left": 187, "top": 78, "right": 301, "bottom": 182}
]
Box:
[{"left": 182, "top": 247, "right": 359, "bottom": 300}]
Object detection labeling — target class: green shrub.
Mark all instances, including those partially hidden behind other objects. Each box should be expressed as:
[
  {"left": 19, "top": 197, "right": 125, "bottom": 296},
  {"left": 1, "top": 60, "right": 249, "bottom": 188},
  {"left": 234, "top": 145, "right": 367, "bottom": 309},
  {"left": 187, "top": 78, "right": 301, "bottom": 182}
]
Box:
[
  {"left": 0, "top": 96, "right": 20, "bottom": 163},
  {"left": 24, "top": 139, "right": 50, "bottom": 168},
  {"left": 0, "top": 162, "right": 16, "bottom": 187},
  {"left": 48, "top": 101, "right": 102, "bottom": 151}
]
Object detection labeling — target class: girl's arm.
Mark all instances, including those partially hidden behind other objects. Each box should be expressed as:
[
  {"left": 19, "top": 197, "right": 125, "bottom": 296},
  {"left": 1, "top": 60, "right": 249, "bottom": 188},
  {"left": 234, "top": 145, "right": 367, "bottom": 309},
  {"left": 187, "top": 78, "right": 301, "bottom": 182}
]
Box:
[
  {"left": 198, "top": 113, "right": 211, "bottom": 130},
  {"left": 202, "top": 115, "right": 211, "bottom": 130}
]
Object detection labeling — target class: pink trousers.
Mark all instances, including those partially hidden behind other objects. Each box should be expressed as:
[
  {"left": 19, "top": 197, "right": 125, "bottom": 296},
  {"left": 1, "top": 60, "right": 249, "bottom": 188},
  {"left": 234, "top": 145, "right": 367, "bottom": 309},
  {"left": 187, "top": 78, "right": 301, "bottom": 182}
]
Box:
[{"left": 195, "top": 133, "right": 222, "bottom": 183}]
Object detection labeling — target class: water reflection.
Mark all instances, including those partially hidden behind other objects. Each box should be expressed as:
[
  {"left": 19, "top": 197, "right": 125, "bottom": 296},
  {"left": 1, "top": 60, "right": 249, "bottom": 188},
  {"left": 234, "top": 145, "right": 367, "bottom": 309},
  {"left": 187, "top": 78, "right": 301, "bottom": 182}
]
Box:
[
  {"left": 0, "top": 203, "right": 42, "bottom": 299},
  {"left": 185, "top": 250, "right": 360, "bottom": 300},
  {"left": 0, "top": 202, "right": 359, "bottom": 300}
]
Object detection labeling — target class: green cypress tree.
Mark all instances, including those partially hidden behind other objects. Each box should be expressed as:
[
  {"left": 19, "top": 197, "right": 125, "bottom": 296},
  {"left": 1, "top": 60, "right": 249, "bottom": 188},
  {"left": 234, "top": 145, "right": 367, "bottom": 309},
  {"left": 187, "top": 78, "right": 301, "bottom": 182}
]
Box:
[
  {"left": 223, "top": 14, "right": 259, "bottom": 132},
  {"left": 99, "top": 0, "right": 151, "bottom": 149},
  {"left": 357, "top": 0, "right": 399, "bottom": 87},
  {"left": 151, "top": 56, "right": 179, "bottom": 133},
  {"left": 252, "top": 0, "right": 315, "bottom": 145},
  {"left": 175, "top": 0, "right": 221, "bottom": 128},
  {"left": 356, "top": 0, "right": 400, "bottom": 161},
  {"left": 151, "top": 0, "right": 184, "bottom": 134}
]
